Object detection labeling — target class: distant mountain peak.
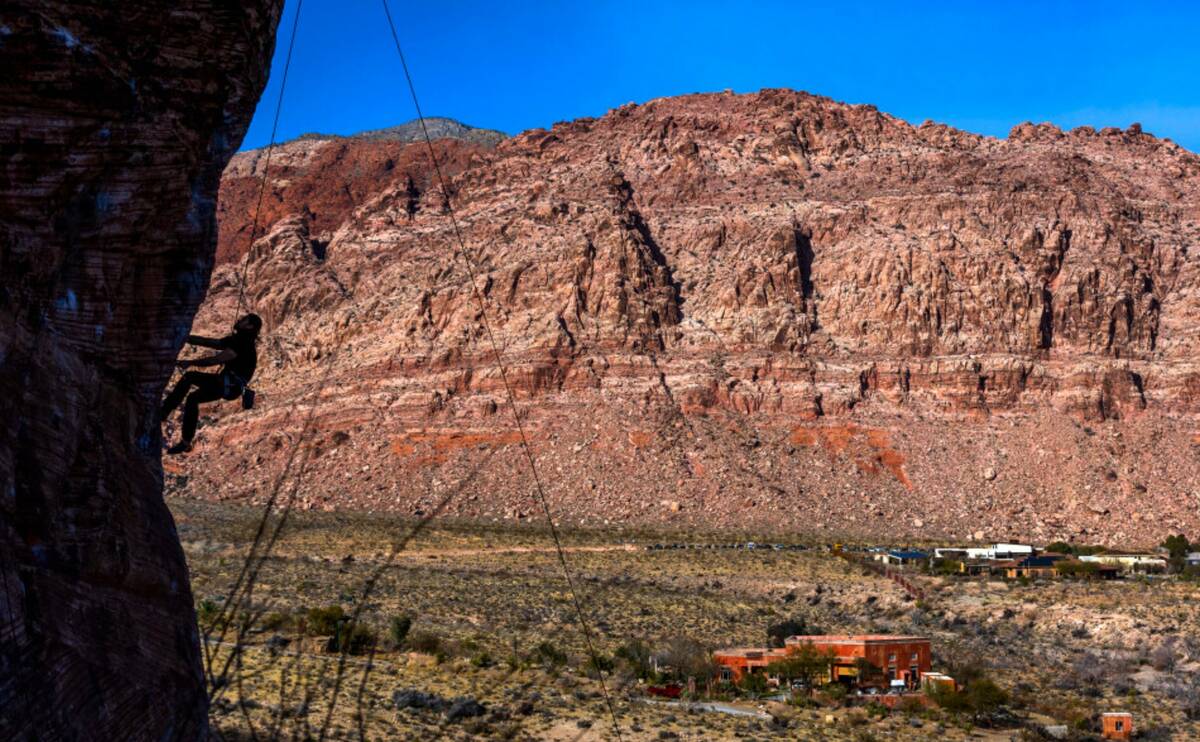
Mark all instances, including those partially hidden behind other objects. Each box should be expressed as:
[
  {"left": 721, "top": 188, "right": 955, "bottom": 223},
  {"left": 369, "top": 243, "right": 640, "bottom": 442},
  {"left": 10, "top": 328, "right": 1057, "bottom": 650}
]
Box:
[{"left": 292, "top": 117, "right": 506, "bottom": 148}]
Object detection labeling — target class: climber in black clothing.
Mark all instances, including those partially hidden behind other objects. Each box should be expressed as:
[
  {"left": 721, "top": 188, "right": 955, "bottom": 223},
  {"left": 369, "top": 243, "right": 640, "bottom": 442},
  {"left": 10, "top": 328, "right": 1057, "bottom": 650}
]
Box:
[{"left": 161, "top": 313, "right": 262, "bottom": 454}]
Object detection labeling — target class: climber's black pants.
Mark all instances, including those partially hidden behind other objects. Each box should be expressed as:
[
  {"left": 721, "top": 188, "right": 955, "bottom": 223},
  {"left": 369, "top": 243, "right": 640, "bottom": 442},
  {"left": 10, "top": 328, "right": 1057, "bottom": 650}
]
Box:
[{"left": 161, "top": 371, "right": 226, "bottom": 443}]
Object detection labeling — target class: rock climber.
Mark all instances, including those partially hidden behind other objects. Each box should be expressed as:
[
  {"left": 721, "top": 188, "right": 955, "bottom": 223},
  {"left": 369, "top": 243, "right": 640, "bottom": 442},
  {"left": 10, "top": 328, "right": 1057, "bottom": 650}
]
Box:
[{"left": 160, "top": 313, "right": 261, "bottom": 454}]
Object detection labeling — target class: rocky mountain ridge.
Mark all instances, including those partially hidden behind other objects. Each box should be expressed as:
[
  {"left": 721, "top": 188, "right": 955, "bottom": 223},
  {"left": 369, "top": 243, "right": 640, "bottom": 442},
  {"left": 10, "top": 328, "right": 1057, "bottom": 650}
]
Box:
[
  {"left": 176, "top": 89, "right": 1200, "bottom": 547},
  {"left": 292, "top": 116, "right": 507, "bottom": 147}
]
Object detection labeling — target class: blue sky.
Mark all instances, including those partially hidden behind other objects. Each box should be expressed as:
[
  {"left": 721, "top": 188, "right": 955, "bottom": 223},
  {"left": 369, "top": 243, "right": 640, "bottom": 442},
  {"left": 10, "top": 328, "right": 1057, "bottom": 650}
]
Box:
[{"left": 240, "top": 0, "right": 1200, "bottom": 152}]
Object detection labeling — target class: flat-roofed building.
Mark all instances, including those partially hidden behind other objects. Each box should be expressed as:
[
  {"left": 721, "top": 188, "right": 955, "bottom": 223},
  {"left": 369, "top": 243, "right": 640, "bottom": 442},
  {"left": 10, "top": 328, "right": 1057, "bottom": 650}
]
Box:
[
  {"left": 933, "top": 543, "right": 1034, "bottom": 560},
  {"left": 714, "top": 634, "right": 933, "bottom": 689},
  {"left": 1080, "top": 554, "right": 1167, "bottom": 573},
  {"left": 1101, "top": 711, "right": 1133, "bottom": 740}
]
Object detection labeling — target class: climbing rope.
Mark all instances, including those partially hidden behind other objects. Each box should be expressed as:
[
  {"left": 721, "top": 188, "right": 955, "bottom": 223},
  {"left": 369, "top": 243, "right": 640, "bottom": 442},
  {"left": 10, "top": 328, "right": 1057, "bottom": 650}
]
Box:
[
  {"left": 233, "top": 0, "right": 305, "bottom": 320},
  {"left": 379, "top": 2, "right": 625, "bottom": 738},
  {"left": 200, "top": 4, "right": 626, "bottom": 738}
]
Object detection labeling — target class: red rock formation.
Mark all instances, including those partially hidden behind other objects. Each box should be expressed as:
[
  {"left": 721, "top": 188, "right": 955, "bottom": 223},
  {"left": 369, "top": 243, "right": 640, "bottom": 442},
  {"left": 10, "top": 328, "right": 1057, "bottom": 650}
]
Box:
[
  {"left": 0, "top": 3, "right": 281, "bottom": 738},
  {"left": 183, "top": 89, "right": 1200, "bottom": 547},
  {"left": 215, "top": 136, "right": 488, "bottom": 265}
]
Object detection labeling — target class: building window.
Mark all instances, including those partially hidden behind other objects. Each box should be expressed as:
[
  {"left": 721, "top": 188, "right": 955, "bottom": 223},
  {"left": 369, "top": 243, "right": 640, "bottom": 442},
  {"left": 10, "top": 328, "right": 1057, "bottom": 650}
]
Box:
[
  {"left": 1115, "top": 721, "right": 1124, "bottom": 731},
  {"left": 720, "top": 668, "right": 731, "bottom": 681},
  {"left": 888, "top": 653, "right": 896, "bottom": 662},
  {"left": 911, "top": 652, "right": 919, "bottom": 662}
]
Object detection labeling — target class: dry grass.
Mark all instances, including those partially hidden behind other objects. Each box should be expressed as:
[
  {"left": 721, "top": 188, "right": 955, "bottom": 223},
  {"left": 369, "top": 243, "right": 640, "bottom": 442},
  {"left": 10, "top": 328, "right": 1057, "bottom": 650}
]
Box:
[{"left": 171, "top": 497, "right": 1200, "bottom": 740}]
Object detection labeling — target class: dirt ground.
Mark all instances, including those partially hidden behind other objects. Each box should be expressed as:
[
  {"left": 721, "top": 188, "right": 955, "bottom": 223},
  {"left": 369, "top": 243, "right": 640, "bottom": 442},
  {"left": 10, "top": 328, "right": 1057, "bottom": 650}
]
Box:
[{"left": 170, "top": 497, "right": 1200, "bottom": 740}]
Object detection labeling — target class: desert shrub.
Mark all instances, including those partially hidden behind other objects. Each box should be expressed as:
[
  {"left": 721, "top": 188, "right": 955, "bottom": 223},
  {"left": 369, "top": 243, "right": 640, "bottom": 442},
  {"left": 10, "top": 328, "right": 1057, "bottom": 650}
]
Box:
[
  {"left": 260, "top": 611, "right": 290, "bottom": 631},
  {"left": 196, "top": 599, "right": 220, "bottom": 626},
  {"left": 1150, "top": 640, "right": 1177, "bottom": 671},
  {"left": 942, "top": 651, "right": 986, "bottom": 687},
  {"left": 614, "top": 639, "right": 653, "bottom": 679},
  {"left": 1056, "top": 560, "right": 1099, "bottom": 578},
  {"left": 738, "top": 671, "right": 768, "bottom": 695},
  {"left": 305, "top": 605, "right": 345, "bottom": 636},
  {"left": 532, "top": 640, "right": 567, "bottom": 669},
  {"left": 585, "top": 653, "right": 614, "bottom": 675},
  {"left": 389, "top": 614, "right": 412, "bottom": 648},
  {"left": 329, "top": 620, "right": 376, "bottom": 655},
  {"left": 896, "top": 695, "right": 924, "bottom": 714},
  {"left": 928, "top": 683, "right": 968, "bottom": 713},
  {"left": 964, "top": 678, "right": 1007, "bottom": 714},
  {"left": 407, "top": 630, "right": 442, "bottom": 654},
  {"left": 1068, "top": 651, "right": 1108, "bottom": 688},
  {"left": 822, "top": 683, "right": 849, "bottom": 705},
  {"left": 469, "top": 650, "right": 493, "bottom": 668},
  {"left": 930, "top": 675, "right": 1007, "bottom": 719}
]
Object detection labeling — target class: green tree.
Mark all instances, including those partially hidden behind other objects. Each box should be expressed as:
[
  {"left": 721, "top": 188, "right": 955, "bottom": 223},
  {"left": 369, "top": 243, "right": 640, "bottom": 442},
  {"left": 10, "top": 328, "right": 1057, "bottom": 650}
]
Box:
[
  {"left": 1055, "top": 560, "right": 1099, "bottom": 578},
  {"left": 929, "top": 676, "right": 1008, "bottom": 720},
  {"left": 964, "top": 678, "right": 1008, "bottom": 717},
  {"left": 738, "top": 671, "right": 769, "bottom": 695},
  {"left": 766, "top": 642, "right": 835, "bottom": 694},
  {"left": 1163, "top": 534, "right": 1192, "bottom": 573}
]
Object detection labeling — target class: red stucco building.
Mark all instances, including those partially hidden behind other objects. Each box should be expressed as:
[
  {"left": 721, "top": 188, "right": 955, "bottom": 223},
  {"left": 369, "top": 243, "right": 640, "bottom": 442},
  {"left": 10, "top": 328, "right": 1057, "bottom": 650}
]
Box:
[{"left": 713, "top": 634, "right": 933, "bottom": 689}]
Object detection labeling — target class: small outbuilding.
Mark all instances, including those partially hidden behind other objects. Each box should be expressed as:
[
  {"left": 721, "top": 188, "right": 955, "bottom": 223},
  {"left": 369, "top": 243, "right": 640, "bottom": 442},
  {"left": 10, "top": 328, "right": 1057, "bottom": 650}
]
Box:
[{"left": 1101, "top": 711, "right": 1133, "bottom": 741}]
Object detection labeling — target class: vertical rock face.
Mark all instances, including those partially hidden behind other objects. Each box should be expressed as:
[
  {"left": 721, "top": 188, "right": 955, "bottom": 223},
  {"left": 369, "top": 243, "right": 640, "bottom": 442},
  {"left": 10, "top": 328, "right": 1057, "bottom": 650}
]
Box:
[
  {"left": 0, "top": 3, "right": 281, "bottom": 739},
  {"left": 183, "top": 90, "right": 1200, "bottom": 546}
]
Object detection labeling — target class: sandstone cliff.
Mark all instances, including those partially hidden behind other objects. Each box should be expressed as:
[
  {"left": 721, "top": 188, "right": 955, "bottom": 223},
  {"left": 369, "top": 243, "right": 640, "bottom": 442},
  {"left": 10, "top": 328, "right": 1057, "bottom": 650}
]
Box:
[
  {"left": 0, "top": 3, "right": 281, "bottom": 738},
  {"left": 182, "top": 90, "right": 1200, "bottom": 547}
]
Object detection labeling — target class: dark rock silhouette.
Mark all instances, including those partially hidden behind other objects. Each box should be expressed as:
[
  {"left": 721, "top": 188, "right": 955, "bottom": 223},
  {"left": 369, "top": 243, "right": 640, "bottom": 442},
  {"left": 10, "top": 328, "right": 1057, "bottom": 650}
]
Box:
[{"left": 0, "top": 2, "right": 282, "bottom": 739}]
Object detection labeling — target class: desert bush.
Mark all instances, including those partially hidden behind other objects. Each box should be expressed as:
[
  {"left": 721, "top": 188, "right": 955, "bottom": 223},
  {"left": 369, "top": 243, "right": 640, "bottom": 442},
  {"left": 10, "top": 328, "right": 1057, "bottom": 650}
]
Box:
[
  {"left": 585, "top": 653, "right": 614, "bottom": 675},
  {"left": 389, "top": 614, "right": 412, "bottom": 648},
  {"left": 407, "top": 630, "right": 442, "bottom": 655},
  {"left": 1056, "top": 560, "right": 1099, "bottom": 578},
  {"left": 305, "top": 605, "right": 346, "bottom": 636},
  {"left": 1162, "top": 677, "right": 1200, "bottom": 720},
  {"left": 737, "top": 671, "right": 768, "bottom": 695},
  {"left": 822, "top": 683, "right": 849, "bottom": 705},
  {"left": 196, "top": 599, "right": 220, "bottom": 626},
  {"left": 929, "top": 675, "right": 1007, "bottom": 720},
  {"left": 896, "top": 695, "right": 924, "bottom": 714},
  {"left": 614, "top": 639, "right": 653, "bottom": 679},
  {"left": 1150, "top": 640, "right": 1177, "bottom": 671},
  {"left": 260, "top": 611, "right": 290, "bottom": 631},
  {"left": 469, "top": 650, "right": 493, "bottom": 668},
  {"left": 964, "top": 678, "right": 1007, "bottom": 713},
  {"left": 532, "top": 640, "right": 567, "bottom": 669},
  {"left": 329, "top": 620, "right": 376, "bottom": 655}
]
